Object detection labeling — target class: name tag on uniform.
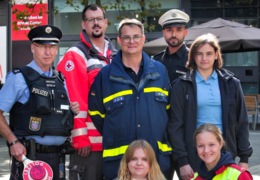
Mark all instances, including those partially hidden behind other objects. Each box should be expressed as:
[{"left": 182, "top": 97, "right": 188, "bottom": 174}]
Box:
[
  {"left": 155, "top": 92, "right": 166, "bottom": 97},
  {"left": 60, "top": 105, "right": 69, "bottom": 110},
  {"left": 176, "top": 70, "right": 186, "bottom": 75},
  {"left": 113, "top": 96, "right": 124, "bottom": 103},
  {"left": 46, "top": 80, "right": 56, "bottom": 88}
]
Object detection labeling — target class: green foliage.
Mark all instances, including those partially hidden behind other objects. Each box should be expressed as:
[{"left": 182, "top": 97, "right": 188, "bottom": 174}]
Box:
[{"left": 9, "top": 0, "right": 163, "bottom": 32}]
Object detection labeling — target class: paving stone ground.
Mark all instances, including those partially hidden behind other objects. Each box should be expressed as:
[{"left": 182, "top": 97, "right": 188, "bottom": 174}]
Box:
[{"left": 0, "top": 115, "right": 259, "bottom": 180}]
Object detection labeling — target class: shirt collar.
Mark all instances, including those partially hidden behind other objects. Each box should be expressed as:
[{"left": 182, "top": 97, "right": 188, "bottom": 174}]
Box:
[
  {"left": 122, "top": 57, "right": 144, "bottom": 71},
  {"left": 92, "top": 39, "right": 109, "bottom": 58},
  {"left": 163, "top": 44, "right": 186, "bottom": 59},
  {"left": 28, "top": 60, "right": 53, "bottom": 77},
  {"left": 196, "top": 69, "right": 218, "bottom": 83}
]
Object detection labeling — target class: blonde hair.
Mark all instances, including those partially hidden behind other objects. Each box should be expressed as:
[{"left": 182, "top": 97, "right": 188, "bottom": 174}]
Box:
[
  {"left": 117, "top": 18, "right": 144, "bottom": 37},
  {"left": 186, "top": 33, "right": 223, "bottom": 70},
  {"left": 194, "top": 123, "right": 225, "bottom": 146},
  {"left": 117, "top": 140, "right": 166, "bottom": 180}
]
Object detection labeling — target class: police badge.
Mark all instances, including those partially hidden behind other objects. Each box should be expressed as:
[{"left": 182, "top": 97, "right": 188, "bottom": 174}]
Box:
[
  {"left": 45, "top": 26, "right": 52, "bottom": 34},
  {"left": 29, "top": 117, "right": 41, "bottom": 131}
]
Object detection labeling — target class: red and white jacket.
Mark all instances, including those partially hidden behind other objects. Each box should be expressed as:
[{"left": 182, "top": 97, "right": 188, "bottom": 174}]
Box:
[{"left": 57, "top": 30, "right": 117, "bottom": 151}]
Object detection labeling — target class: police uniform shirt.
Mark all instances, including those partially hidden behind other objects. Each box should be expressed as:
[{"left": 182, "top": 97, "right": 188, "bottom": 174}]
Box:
[
  {"left": 0, "top": 60, "right": 66, "bottom": 145},
  {"left": 154, "top": 44, "right": 189, "bottom": 83}
]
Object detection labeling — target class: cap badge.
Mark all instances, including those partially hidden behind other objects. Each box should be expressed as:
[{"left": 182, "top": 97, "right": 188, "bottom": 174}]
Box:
[
  {"left": 45, "top": 26, "right": 52, "bottom": 34},
  {"left": 172, "top": 12, "right": 177, "bottom": 17}
]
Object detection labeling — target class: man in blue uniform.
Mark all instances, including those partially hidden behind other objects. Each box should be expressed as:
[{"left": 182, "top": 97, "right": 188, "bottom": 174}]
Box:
[
  {"left": 153, "top": 9, "right": 190, "bottom": 84},
  {"left": 88, "top": 18, "right": 172, "bottom": 180},
  {"left": 0, "top": 25, "right": 79, "bottom": 180}
]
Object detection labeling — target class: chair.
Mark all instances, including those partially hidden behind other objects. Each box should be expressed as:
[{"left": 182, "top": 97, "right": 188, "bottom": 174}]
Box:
[{"left": 244, "top": 95, "right": 259, "bottom": 130}]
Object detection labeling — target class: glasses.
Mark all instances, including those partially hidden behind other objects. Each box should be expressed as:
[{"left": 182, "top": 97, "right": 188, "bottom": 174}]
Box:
[
  {"left": 121, "top": 35, "right": 143, "bottom": 43},
  {"left": 33, "top": 43, "right": 57, "bottom": 50},
  {"left": 85, "top": 17, "right": 105, "bottom": 24}
]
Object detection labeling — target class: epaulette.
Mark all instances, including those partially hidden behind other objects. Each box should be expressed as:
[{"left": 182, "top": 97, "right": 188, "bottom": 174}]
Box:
[{"left": 12, "top": 68, "right": 21, "bottom": 74}]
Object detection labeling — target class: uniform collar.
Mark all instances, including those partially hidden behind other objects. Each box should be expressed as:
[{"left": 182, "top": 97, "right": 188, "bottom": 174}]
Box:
[
  {"left": 28, "top": 60, "right": 52, "bottom": 77},
  {"left": 111, "top": 50, "right": 158, "bottom": 80},
  {"left": 195, "top": 69, "right": 217, "bottom": 83},
  {"left": 162, "top": 44, "right": 186, "bottom": 59}
]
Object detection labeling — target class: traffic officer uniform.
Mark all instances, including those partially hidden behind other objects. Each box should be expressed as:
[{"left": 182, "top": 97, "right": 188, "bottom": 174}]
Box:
[
  {"left": 153, "top": 9, "right": 190, "bottom": 84},
  {"left": 0, "top": 25, "right": 74, "bottom": 180},
  {"left": 88, "top": 50, "right": 172, "bottom": 180}
]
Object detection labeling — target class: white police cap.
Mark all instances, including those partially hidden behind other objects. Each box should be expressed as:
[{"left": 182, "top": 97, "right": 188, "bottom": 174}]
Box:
[{"left": 159, "top": 9, "right": 189, "bottom": 29}]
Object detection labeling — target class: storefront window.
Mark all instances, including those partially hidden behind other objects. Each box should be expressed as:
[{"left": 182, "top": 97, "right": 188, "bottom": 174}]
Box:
[
  {"left": 226, "top": 19, "right": 257, "bottom": 27},
  {"left": 224, "top": 51, "right": 258, "bottom": 67},
  {"left": 54, "top": 0, "right": 179, "bottom": 34},
  {"left": 241, "top": 82, "right": 258, "bottom": 95}
]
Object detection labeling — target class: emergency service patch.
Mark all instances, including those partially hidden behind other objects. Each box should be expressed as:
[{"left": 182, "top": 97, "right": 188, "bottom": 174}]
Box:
[
  {"left": 31, "top": 87, "right": 49, "bottom": 97},
  {"left": 29, "top": 117, "right": 41, "bottom": 131},
  {"left": 65, "top": 61, "right": 74, "bottom": 71},
  {"left": 113, "top": 96, "right": 124, "bottom": 103},
  {"left": 155, "top": 92, "right": 166, "bottom": 97}
]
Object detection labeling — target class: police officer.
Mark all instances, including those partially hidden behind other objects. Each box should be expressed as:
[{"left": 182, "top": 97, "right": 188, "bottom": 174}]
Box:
[
  {"left": 154, "top": 9, "right": 190, "bottom": 84},
  {"left": 0, "top": 25, "right": 79, "bottom": 180}
]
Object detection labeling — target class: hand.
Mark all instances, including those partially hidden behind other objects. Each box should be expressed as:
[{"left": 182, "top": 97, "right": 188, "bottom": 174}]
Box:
[
  {"left": 70, "top": 102, "right": 80, "bottom": 116},
  {"left": 78, "top": 145, "right": 91, "bottom": 157},
  {"left": 180, "top": 164, "right": 194, "bottom": 180},
  {"left": 238, "top": 162, "right": 249, "bottom": 170},
  {"left": 10, "top": 142, "right": 26, "bottom": 162}
]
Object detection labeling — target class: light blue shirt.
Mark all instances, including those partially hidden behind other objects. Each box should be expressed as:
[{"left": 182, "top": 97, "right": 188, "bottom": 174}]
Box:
[
  {"left": 0, "top": 60, "right": 66, "bottom": 145},
  {"left": 196, "top": 70, "right": 223, "bottom": 132}
]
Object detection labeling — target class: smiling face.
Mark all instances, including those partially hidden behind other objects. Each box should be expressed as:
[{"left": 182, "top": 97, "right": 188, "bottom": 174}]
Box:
[
  {"left": 81, "top": 8, "right": 107, "bottom": 39},
  {"left": 196, "top": 131, "right": 223, "bottom": 171},
  {"left": 194, "top": 43, "right": 219, "bottom": 74},
  {"left": 117, "top": 25, "right": 145, "bottom": 56},
  {"left": 128, "top": 148, "right": 150, "bottom": 179},
  {"left": 162, "top": 26, "right": 187, "bottom": 48}
]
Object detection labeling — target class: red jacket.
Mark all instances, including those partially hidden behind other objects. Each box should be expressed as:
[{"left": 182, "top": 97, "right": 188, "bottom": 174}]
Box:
[{"left": 57, "top": 30, "right": 117, "bottom": 151}]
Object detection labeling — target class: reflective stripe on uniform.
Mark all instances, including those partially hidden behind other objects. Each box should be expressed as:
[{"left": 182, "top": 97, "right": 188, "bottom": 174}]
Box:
[
  {"left": 88, "top": 110, "right": 105, "bottom": 118},
  {"left": 103, "top": 90, "right": 133, "bottom": 103},
  {"left": 166, "top": 104, "right": 170, "bottom": 109},
  {"left": 103, "top": 145, "right": 129, "bottom": 158},
  {"left": 144, "top": 87, "right": 168, "bottom": 96},
  {"left": 86, "top": 122, "right": 97, "bottom": 130},
  {"left": 191, "top": 166, "right": 242, "bottom": 180},
  {"left": 89, "top": 136, "right": 103, "bottom": 143},
  {"left": 71, "top": 127, "right": 88, "bottom": 138},
  {"left": 75, "top": 111, "right": 87, "bottom": 119},
  {"left": 157, "top": 141, "right": 172, "bottom": 152}
]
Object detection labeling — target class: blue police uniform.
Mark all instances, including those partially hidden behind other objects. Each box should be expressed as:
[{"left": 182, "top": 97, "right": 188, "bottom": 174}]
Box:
[
  {"left": 88, "top": 50, "right": 172, "bottom": 180},
  {"left": 0, "top": 60, "right": 66, "bottom": 145}
]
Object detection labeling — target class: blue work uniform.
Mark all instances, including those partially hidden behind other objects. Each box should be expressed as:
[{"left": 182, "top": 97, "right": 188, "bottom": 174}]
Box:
[
  {"left": 0, "top": 60, "right": 66, "bottom": 145},
  {"left": 88, "top": 50, "right": 172, "bottom": 180}
]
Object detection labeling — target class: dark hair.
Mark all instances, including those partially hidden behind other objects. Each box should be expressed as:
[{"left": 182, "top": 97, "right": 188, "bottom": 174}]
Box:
[
  {"left": 82, "top": 4, "right": 106, "bottom": 21},
  {"left": 186, "top": 33, "right": 223, "bottom": 70}
]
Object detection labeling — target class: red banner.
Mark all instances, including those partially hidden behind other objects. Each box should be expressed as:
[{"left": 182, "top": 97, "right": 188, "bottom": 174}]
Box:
[{"left": 12, "top": 3, "right": 48, "bottom": 41}]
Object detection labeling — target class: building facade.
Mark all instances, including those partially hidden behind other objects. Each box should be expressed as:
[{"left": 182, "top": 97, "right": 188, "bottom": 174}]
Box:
[{"left": 1, "top": 0, "right": 260, "bottom": 94}]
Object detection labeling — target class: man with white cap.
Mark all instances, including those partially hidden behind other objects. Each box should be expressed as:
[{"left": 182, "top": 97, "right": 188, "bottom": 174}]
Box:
[
  {"left": 154, "top": 9, "right": 190, "bottom": 84},
  {"left": 154, "top": 9, "right": 191, "bottom": 180},
  {"left": 0, "top": 25, "right": 79, "bottom": 180}
]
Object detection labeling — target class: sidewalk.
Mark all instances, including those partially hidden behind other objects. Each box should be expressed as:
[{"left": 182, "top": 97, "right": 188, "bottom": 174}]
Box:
[{"left": 0, "top": 124, "right": 259, "bottom": 180}]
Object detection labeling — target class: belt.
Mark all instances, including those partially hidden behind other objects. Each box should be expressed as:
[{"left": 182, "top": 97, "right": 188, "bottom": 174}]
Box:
[{"left": 35, "top": 143, "right": 62, "bottom": 153}]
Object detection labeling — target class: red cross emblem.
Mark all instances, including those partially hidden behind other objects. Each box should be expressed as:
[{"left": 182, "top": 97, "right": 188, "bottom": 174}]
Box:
[{"left": 65, "top": 61, "right": 74, "bottom": 71}]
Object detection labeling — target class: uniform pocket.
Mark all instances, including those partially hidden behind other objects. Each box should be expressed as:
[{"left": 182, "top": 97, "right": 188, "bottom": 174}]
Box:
[{"left": 31, "top": 85, "right": 51, "bottom": 115}]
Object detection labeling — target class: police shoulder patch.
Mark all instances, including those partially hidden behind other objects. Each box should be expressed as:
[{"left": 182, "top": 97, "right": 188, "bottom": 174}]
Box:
[
  {"left": 29, "top": 117, "right": 41, "bottom": 131},
  {"left": 65, "top": 61, "right": 74, "bottom": 71}
]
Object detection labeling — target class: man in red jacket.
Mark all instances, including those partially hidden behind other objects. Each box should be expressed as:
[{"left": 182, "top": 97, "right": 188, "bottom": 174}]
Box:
[{"left": 57, "top": 4, "right": 117, "bottom": 180}]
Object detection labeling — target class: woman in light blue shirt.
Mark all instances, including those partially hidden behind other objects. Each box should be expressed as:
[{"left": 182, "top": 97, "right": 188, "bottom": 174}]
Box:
[{"left": 168, "top": 33, "right": 252, "bottom": 180}]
